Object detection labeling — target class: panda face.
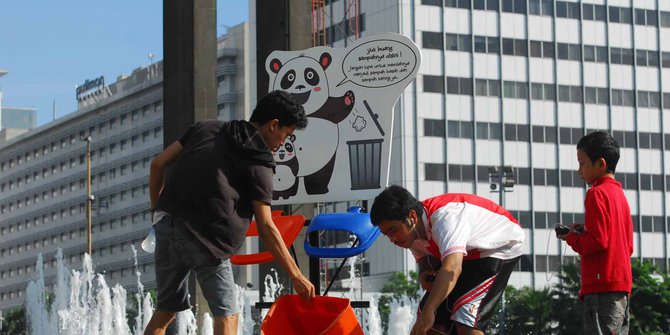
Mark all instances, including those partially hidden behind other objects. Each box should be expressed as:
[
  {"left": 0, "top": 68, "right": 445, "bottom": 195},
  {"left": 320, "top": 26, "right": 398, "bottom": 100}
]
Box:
[
  {"left": 273, "top": 135, "right": 297, "bottom": 162},
  {"left": 271, "top": 55, "right": 330, "bottom": 115}
]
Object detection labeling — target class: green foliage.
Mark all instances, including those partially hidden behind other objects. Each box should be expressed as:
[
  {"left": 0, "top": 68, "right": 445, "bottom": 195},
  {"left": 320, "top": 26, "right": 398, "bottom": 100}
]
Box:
[
  {"left": 377, "top": 259, "right": 670, "bottom": 335},
  {"left": 378, "top": 271, "right": 420, "bottom": 333},
  {"left": 550, "top": 261, "right": 583, "bottom": 334},
  {"left": 628, "top": 260, "right": 670, "bottom": 335},
  {"left": 0, "top": 307, "right": 26, "bottom": 335},
  {"left": 503, "top": 286, "right": 553, "bottom": 334}
]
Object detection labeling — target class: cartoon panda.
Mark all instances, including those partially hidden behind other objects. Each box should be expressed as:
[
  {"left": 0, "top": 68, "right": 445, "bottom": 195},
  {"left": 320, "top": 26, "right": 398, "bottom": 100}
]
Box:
[
  {"left": 272, "top": 134, "right": 299, "bottom": 200},
  {"left": 269, "top": 52, "right": 355, "bottom": 195}
]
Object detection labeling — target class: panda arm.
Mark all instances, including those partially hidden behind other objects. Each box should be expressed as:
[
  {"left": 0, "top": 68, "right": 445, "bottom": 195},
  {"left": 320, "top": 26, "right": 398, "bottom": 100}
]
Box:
[{"left": 308, "top": 91, "right": 355, "bottom": 123}]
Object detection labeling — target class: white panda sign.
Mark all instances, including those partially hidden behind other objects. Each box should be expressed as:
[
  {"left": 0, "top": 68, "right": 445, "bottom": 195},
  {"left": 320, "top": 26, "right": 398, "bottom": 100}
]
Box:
[{"left": 266, "top": 33, "right": 421, "bottom": 204}]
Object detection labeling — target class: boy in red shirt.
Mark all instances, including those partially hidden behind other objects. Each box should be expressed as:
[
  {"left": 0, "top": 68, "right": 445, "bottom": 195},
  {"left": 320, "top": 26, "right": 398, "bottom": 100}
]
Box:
[{"left": 558, "top": 131, "right": 633, "bottom": 334}]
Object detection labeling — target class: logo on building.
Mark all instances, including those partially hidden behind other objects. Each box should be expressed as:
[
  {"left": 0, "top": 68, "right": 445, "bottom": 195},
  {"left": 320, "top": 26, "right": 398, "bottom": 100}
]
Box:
[{"left": 76, "top": 76, "right": 108, "bottom": 105}]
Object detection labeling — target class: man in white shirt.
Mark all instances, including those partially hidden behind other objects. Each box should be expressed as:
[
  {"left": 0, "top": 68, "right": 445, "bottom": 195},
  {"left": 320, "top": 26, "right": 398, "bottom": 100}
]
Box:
[{"left": 370, "top": 185, "right": 525, "bottom": 335}]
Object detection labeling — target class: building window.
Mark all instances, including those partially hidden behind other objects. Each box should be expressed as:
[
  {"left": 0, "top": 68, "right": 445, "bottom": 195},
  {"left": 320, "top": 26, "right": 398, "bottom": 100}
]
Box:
[
  {"left": 635, "top": 8, "right": 657, "bottom": 27},
  {"left": 474, "top": 122, "right": 501, "bottom": 140},
  {"left": 582, "top": 3, "right": 606, "bottom": 21},
  {"left": 585, "top": 87, "right": 609, "bottom": 105},
  {"left": 635, "top": 50, "right": 659, "bottom": 68},
  {"left": 584, "top": 45, "right": 608, "bottom": 63},
  {"left": 529, "top": 0, "right": 553, "bottom": 16},
  {"left": 558, "top": 85, "right": 582, "bottom": 103},
  {"left": 556, "top": 1, "right": 580, "bottom": 19},
  {"left": 445, "top": 0, "right": 471, "bottom": 9},
  {"left": 638, "top": 91, "right": 661, "bottom": 109},
  {"left": 661, "top": 52, "right": 670, "bottom": 68},
  {"left": 529, "top": 41, "right": 554, "bottom": 58},
  {"left": 422, "top": 31, "right": 443, "bottom": 50},
  {"left": 474, "top": 36, "right": 499, "bottom": 54},
  {"left": 557, "top": 43, "right": 581, "bottom": 61},
  {"left": 609, "top": 6, "right": 632, "bottom": 24},
  {"left": 503, "top": 81, "right": 528, "bottom": 99},
  {"left": 473, "top": 0, "right": 499, "bottom": 11},
  {"left": 662, "top": 12, "right": 670, "bottom": 28},
  {"left": 611, "top": 89, "right": 635, "bottom": 107},
  {"left": 504, "top": 123, "right": 530, "bottom": 142},
  {"left": 502, "top": 0, "right": 526, "bottom": 14},
  {"left": 423, "top": 75, "right": 444, "bottom": 94},
  {"left": 475, "top": 79, "right": 501, "bottom": 97},
  {"left": 422, "top": 0, "right": 441, "bottom": 6},
  {"left": 425, "top": 163, "right": 446, "bottom": 181},
  {"left": 502, "top": 38, "right": 527, "bottom": 57},
  {"left": 445, "top": 33, "right": 472, "bottom": 52},
  {"left": 530, "top": 83, "right": 556, "bottom": 101},
  {"left": 611, "top": 47, "right": 634, "bottom": 66},
  {"left": 447, "top": 77, "right": 473, "bottom": 95},
  {"left": 447, "top": 120, "right": 474, "bottom": 139},
  {"left": 448, "top": 164, "right": 475, "bottom": 182},
  {"left": 424, "top": 119, "right": 445, "bottom": 137}
]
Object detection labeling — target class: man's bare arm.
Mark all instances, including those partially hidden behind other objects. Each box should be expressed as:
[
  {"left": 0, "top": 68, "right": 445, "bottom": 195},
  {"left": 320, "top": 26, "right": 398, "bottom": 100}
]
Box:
[{"left": 149, "top": 141, "right": 182, "bottom": 210}]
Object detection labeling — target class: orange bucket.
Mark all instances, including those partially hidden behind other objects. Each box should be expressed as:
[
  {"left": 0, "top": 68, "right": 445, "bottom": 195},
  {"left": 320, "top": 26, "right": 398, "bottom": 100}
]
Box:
[{"left": 261, "top": 295, "right": 364, "bottom": 335}]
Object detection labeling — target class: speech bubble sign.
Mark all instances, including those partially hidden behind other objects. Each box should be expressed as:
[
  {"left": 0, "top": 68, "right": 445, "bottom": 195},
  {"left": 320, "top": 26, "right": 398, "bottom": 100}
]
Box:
[{"left": 338, "top": 39, "right": 418, "bottom": 88}]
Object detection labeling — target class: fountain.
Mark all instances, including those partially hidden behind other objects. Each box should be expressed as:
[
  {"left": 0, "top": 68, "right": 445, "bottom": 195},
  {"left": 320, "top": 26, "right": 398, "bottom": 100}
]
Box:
[
  {"left": 24, "top": 248, "right": 261, "bottom": 335},
  {"left": 24, "top": 246, "right": 417, "bottom": 334}
]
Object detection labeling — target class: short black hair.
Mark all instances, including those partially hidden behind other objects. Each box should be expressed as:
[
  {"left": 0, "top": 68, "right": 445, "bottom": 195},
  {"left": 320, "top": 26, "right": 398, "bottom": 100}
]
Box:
[
  {"left": 250, "top": 90, "right": 308, "bottom": 129},
  {"left": 577, "top": 131, "right": 620, "bottom": 173},
  {"left": 370, "top": 185, "right": 424, "bottom": 226}
]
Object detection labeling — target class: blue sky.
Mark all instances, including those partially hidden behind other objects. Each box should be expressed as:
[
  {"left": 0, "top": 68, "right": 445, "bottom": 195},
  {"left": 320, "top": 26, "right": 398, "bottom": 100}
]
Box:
[{"left": 0, "top": 0, "right": 248, "bottom": 127}]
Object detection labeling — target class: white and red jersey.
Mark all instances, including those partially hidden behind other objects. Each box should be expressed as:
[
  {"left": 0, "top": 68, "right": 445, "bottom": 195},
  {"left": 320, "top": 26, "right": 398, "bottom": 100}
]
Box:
[{"left": 410, "top": 194, "right": 525, "bottom": 261}]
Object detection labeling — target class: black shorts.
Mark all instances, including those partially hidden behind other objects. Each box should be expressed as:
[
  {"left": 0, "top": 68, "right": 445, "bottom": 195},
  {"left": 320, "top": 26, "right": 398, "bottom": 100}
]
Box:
[{"left": 419, "top": 256, "right": 519, "bottom": 333}]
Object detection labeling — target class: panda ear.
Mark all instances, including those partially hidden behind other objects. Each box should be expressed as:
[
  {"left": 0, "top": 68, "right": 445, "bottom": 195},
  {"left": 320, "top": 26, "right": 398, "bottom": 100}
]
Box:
[
  {"left": 319, "top": 53, "right": 332, "bottom": 70},
  {"left": 270, "top": 59, "right": 282, "bottom": 73},
  {"left": 289, "top": 134, "right": 296, "bottom": 142}
]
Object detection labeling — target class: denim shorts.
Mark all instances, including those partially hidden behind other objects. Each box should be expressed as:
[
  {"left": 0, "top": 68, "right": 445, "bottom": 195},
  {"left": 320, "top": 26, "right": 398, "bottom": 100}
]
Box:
[{"left": 153, "top": 214, "right": 239, "bottom": 317}]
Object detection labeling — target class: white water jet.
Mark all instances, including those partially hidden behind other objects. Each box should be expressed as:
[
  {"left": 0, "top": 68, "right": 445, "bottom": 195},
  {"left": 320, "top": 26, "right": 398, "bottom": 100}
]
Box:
[
  {"left": 364, "top": 295, "right": 382, "bottom": 335},
  {"left": 235, "top": 285, "right": 255, "bottom": 335},
  {"left": 387, "top": 296, "right": 418, "bottom": 335},
  {"left": 200, "top": 313, "right": 213, "bottom": 335},
  {"left": 175, "top": 310, "right": 198, "bottom": 335},
  {"left": 26, "top": 248, "right": 156, "bottom": 335}
]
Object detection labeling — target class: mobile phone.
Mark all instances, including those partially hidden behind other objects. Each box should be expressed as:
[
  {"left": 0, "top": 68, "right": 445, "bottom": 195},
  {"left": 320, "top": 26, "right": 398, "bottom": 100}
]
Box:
[{"left": 555, "top": 224, "right": 570, "bottom": 236}]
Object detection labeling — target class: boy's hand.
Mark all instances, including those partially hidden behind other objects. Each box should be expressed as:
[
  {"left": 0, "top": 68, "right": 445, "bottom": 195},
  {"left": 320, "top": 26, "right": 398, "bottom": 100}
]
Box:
[
  {"left": 419, "top": 271, "right": 436, "bottom": 291},
  {"left": 557, "top": 223, "right": 584, "bottom": 240},
  {"left": 569, "top": 223, "right": 585, "bottom": 234}
]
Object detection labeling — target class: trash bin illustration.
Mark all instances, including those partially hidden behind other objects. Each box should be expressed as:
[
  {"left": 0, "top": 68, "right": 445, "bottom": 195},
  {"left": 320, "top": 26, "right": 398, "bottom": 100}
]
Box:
[
  {"left": 261, "top": 295, "right": 364, "bottom": 335},
  {"left": 347, "top": 139, "right": 383, "bottom": 190}
]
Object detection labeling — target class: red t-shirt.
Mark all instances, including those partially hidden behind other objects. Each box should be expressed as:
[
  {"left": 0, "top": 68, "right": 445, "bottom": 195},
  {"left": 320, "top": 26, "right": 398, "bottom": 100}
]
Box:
[{"left": 566, "top": 176, "right": 633, "bottom": 299}]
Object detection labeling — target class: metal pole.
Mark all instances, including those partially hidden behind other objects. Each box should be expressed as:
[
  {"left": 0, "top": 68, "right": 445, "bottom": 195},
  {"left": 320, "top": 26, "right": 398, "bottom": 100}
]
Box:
[{"left": 85, "top": 136, "right": 92, "bottom": 256}]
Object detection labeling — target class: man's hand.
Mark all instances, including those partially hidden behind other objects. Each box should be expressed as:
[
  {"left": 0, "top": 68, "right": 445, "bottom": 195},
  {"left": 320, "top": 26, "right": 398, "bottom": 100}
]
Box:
[
  {"left": 290, "top": 273, "right": 315, "bottom": 301},
  {"left": 410, "top": 309, "right": 435, "bottom": 335},
  {"left": 419, "top": 271, "right": 436, "bottom": 291}
]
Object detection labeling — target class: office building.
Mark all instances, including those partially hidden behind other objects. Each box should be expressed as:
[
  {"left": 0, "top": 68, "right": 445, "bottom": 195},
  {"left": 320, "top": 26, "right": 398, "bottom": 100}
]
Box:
[{"left": 0, "top": 25, "right": 248, "bottom": 311}]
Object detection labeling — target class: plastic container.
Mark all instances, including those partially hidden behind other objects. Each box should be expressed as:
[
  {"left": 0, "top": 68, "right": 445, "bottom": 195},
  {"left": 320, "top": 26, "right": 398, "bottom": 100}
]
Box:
[
  {"left": 303, "top": 206, "right": 380, "bottom": 259},
  {"left": 261, "top": 295, "right": 363, "bottom": 335},
  {"left": 231, "top": 211, "right": 305, "bottom": 265},
  {"left": 141, "top": 227, "right": 155, "bottom": 253}
]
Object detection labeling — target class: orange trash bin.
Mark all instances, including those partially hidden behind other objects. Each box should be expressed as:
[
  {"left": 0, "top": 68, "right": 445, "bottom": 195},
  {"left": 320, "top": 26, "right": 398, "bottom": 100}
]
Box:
[{"left": 261, "top": 295, "right": 364, "bottom": 335}]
